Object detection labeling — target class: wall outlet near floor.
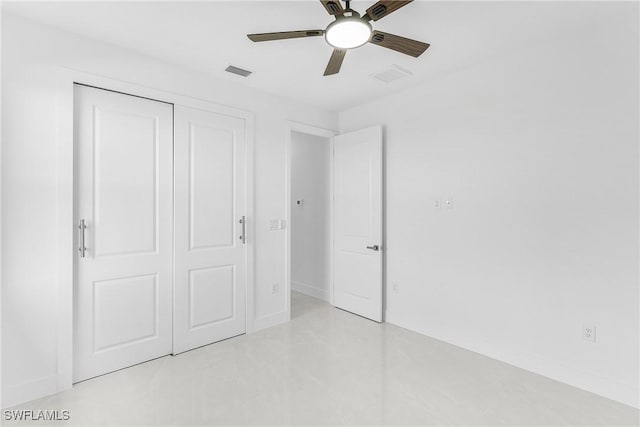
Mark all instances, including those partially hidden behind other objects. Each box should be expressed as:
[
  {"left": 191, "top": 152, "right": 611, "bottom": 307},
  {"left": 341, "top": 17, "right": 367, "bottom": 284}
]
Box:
[
  {"left": 434, "top": 199, "right": 442, "bottom": 210},
  {"left": 272, "top": 283, "right": 279, "bottom": 294},
  {"left": 393, "top": 283, "right": 399, "bottom": 294},
  {"left": 583, "top": 325, "right": 596, "bottom": 343}
]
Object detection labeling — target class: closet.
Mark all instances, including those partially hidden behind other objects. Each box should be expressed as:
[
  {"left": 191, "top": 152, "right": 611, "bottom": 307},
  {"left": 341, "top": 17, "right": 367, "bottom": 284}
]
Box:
[{"left": 73, "top": 84, "right": 247, "bottom": 382}]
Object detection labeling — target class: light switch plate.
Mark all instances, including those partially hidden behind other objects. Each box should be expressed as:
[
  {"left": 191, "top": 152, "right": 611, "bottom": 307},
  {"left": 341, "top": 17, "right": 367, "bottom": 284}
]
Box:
[{"left": 269, "top": 219, "right": 286, "bottom": 231}]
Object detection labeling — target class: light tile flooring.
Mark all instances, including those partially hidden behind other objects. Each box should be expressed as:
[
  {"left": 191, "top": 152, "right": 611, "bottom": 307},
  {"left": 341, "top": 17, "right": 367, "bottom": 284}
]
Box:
[{"left": 3, "top": 292, "right": 638, "bottom": 426}]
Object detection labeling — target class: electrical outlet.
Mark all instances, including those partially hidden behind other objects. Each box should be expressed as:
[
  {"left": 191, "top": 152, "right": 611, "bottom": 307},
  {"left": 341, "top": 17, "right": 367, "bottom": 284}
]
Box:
[
  {"left": 393, "top": 283, "right": 399, "bottom": 293},
  {"left": 583, "top": 325, "right": 596, "bottom": 343},
  {"left": 272, "top": 283, "right": 279, "bottom": 294},
  {"left": 434, "top": 199, "right": 442, "bottom": 210}
]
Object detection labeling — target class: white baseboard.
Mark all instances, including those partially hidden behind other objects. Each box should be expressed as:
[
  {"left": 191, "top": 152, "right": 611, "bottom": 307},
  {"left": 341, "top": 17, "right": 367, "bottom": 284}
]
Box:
[
  {"left": 2, "top": 374, "right": 58, "bottom": 409},
  {"left": 386, "top": 312, "right": 639, "bottom": 409},
  {"left": 252, "top": 310, "right": 288, "bottom": 332},
  {"left": 291, "top": 281, "right": 329, "bottom": 302}
]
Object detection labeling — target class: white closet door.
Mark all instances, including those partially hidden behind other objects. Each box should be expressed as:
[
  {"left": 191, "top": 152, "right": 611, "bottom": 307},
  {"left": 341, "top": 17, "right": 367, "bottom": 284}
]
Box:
[
  {"left": 74, "top": 85, "right": 174, "bottom": 382},
  {"left": 333, "top": 126, "right": 383, "bottom": 322},
  {"left": 173, "top": 106, "right": 247, "bottom": 354}
]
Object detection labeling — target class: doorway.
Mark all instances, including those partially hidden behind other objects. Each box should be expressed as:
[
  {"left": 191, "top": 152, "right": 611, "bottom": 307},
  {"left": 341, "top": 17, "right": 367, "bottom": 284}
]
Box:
[
  {"left": 285, "top": 123, "right": 384, "bottom": 323},
  {"left": 286, "top": 124, "right": 336, "bottom": 319}
]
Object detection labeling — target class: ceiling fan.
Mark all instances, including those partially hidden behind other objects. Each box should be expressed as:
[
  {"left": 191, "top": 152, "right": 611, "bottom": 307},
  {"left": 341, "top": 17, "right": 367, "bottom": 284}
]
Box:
[{"left": 247, "top": 0, "right": 430, "bottom": 76}]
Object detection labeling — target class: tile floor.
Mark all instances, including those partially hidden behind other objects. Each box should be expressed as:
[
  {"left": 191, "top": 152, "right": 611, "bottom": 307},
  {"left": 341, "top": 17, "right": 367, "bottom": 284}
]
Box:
[{"left": 3, "top": 292, "right": 638, "bottom": 426}]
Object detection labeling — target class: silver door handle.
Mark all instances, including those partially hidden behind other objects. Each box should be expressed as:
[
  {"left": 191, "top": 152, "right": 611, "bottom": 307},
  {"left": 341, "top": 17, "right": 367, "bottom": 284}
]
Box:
[
  {"left": 239, "top": 216, "right": 246, "bottom": 244},
  {"left": 78, "top": 219, "right": 87, "bottom": 258},
  {"left": 366, "top": 245, "right": 380, "bottom": 251}
]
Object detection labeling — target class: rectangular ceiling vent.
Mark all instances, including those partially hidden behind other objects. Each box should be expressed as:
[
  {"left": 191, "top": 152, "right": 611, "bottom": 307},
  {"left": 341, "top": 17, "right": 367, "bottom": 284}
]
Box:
[
  {"left": 225, "top": 65, "right": 252, "bottom": 77},
  {"left": 370, "top": 64, "right": 413, "bottom": 84}
]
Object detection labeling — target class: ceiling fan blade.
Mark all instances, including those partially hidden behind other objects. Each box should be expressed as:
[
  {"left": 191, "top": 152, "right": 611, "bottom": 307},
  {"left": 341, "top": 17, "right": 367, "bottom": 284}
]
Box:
[
  {"left": 369, "top": 31, "right": 430, "bottom": 57},
  {"left": 247, "top": 30, "right": 324, "bottom": 42},
  {"left": 320, "top": 0, "right": 344, "bottom": 16},
  {"left": 366, "top": 0, "right": 413, "bottom": 21},
  {"left": 324, "top": 49, "right": 347, "bottom": 76}
]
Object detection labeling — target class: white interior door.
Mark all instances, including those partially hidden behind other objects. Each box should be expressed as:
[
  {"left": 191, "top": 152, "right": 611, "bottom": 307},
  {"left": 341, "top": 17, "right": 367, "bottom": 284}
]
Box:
[
  {"left": 333, "top": 126, "right": 383, "bottom": 322},
  {"left": 173, "top": 105, "right": 247, "bottom": 354},
  {"left": 74, "top": 85, "right": 174, "bottom": 382}
]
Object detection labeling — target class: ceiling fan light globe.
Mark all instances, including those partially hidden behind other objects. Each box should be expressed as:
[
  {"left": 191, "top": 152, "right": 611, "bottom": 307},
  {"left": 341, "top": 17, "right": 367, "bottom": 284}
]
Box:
[{"left": 325, "top": 18, "right": 372, "bottom": 49}]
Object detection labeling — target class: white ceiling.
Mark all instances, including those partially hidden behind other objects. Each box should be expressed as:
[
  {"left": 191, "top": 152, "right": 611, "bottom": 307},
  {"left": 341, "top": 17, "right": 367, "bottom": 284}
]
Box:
[{"left": 3, "top": 1, "right": 610, "bottom": 111}]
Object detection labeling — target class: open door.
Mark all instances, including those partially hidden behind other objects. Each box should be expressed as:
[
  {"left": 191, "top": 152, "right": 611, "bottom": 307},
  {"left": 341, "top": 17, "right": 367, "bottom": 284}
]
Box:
[{"left": 332, "top": 126, "right": 383, "bottom": 322}]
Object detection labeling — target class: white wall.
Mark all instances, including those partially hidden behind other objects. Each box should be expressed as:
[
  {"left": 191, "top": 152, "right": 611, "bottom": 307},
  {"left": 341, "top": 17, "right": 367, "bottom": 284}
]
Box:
[
  {"left": 290, "top": 131, "right": 331, "bottom": 301},
  {"left": 0, "top": 13, "right": 337, "bottom": 408},
  {"left": 339, "top": 3, "right": 639, "bottom": 407}
]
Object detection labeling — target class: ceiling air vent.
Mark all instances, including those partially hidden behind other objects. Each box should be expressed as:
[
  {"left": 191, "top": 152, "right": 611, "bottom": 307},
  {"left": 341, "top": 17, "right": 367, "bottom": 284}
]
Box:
[
  {"left": 370, "top": 64, "right": 413, "bottom": 84},
  {"left": 225, "top": 65, "right": 252, "bottom": 77}
]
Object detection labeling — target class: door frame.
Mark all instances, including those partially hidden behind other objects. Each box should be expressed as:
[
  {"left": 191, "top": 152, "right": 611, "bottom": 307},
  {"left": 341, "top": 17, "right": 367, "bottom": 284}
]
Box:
[
  {"left": 54, "top": 68, "right": 255, "bottom": 395},
  {"left": 284, "top": 121, "right": 337, "bottom": 321}
]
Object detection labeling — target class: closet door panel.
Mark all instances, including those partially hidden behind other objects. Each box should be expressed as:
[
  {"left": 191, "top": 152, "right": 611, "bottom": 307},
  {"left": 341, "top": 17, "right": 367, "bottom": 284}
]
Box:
[
  {"left": 174, "top": 105, "right": 247, "bottom": 354},
  {"left": 74, "top": 84, "right": 173, "bottom": 382}
]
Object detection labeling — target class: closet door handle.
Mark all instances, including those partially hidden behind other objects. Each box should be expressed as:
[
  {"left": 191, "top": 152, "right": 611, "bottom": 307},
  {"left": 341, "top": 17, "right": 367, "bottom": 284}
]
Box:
[
  {"left": 239, "top": 216, "right": 246, "bottom": 244},
  {"left": 366, "top": 245, "right": 380, "bottom": 251},
  {"left": 78, "top": 219, "right": 87, "bottom": 258}
]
